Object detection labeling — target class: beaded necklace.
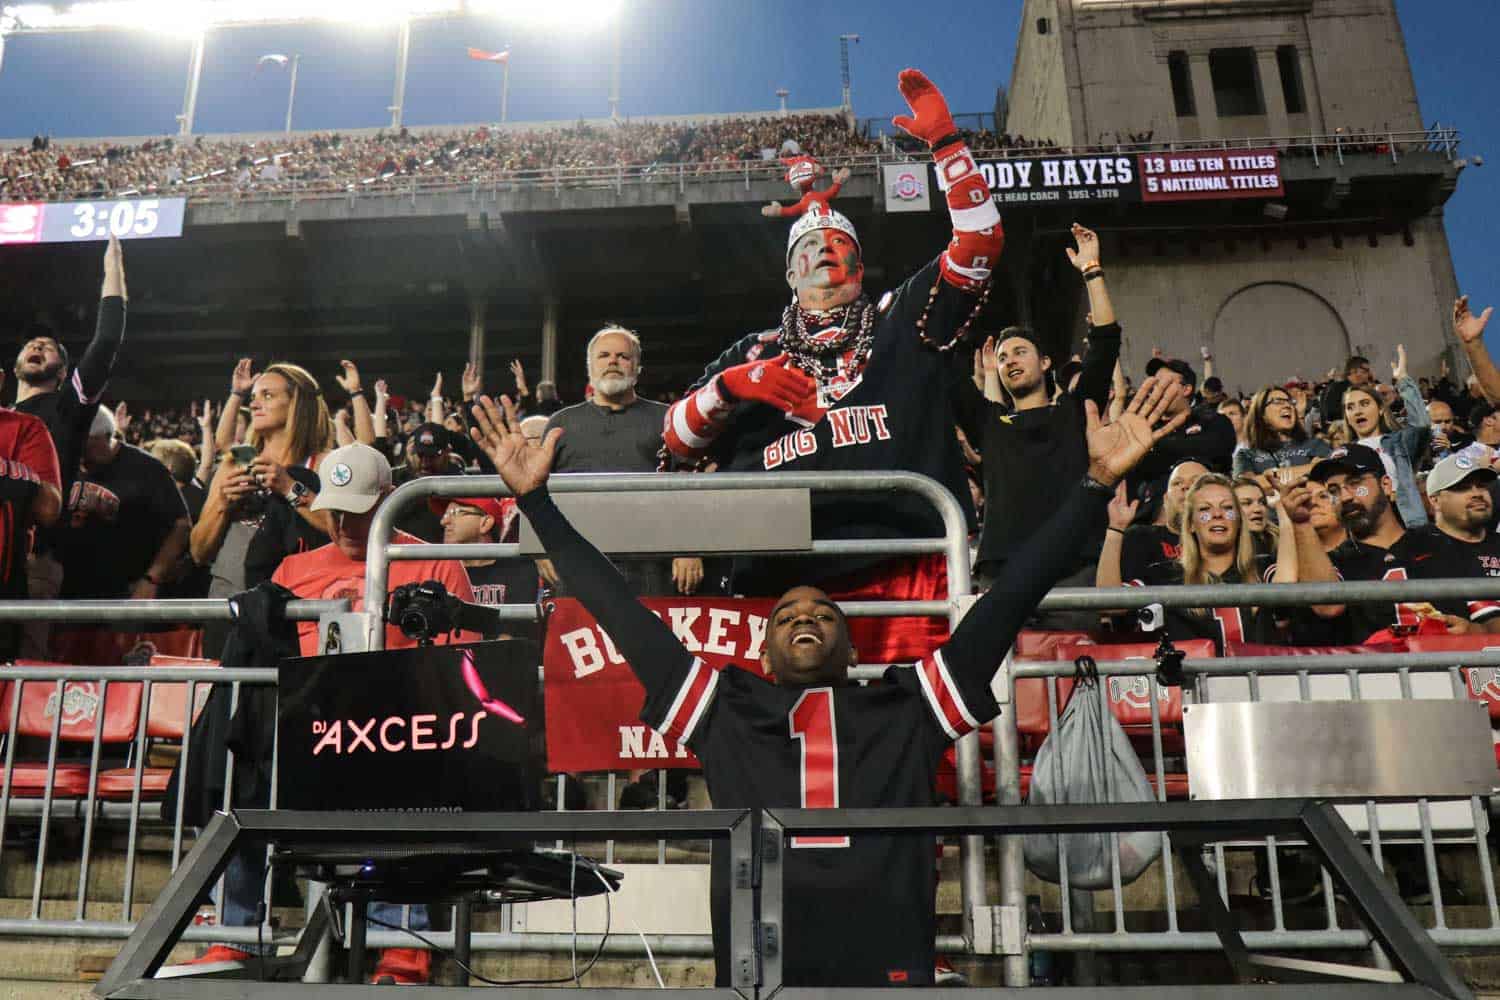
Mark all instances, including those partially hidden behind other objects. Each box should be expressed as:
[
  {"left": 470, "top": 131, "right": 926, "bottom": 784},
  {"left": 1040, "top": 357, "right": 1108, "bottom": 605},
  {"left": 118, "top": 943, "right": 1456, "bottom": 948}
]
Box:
[{"left": 776, "top": 296, "right": 879, "bottom": 385}]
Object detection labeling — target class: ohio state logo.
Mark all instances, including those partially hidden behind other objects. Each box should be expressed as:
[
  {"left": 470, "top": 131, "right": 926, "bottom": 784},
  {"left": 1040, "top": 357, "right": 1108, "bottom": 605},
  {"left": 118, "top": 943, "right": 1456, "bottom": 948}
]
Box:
[
  {"left": 1107, "top": 675, "right": 1173, "bottom": 711},
  {"left": 45, "top": 683, "right": 100, "bottom": 726},
  {"left": 1467, "top": 666, "right": 1500, "bottom": 702},
  {"left": 890, "top": 171, "right": 923, "bottom": 200}
]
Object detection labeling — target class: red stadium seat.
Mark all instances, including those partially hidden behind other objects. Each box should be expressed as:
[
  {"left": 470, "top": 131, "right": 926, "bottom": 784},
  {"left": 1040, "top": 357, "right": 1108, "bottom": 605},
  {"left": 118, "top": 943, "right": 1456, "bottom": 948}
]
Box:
[
  {"left": 1012, "top": 631, "right": 1090, "bottom": 746},
  {"left": 96, "top": 656, "right": 217, "bottom": 802},
  {"left": 0, "top": 663, "right": 144, "bottom": 798}
]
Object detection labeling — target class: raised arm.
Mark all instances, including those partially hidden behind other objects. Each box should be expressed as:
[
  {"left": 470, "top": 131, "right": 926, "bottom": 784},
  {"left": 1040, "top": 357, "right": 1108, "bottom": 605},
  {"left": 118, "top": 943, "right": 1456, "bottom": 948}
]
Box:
[
  {"left": 74, "top": 236, "right": 127, "bottom": 405},
  {"left": 335, "top": 360, "right": 375, "bottom": 446},
  {"left": 1094, "top": 483, "right": 1137, "bottom": 589},
  {"left": 194, "top": 399, "right": 214, "bottom": 484},
  {"left": 216, "top": 358, "right": 253, "bottom": 452},
  {"left": 471, "top": 395, "right": 696, "bottom": 693},
  {"left": 1455, "top": 297, "right": 1500, "bottom": 404}
]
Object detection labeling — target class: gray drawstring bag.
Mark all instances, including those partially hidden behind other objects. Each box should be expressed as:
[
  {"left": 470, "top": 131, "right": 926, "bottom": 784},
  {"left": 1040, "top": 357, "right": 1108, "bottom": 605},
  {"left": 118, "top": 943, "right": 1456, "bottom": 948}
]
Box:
[{"left": 1023, "top": 658, "right": 1162, "bottom": 889}]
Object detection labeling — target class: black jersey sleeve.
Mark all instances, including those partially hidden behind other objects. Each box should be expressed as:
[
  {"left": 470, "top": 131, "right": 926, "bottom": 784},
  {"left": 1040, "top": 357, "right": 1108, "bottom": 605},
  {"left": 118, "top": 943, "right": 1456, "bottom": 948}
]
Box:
[
  {"left": 516, "top": 486, "right": 716, "bottom": 745},
  {"left": 918, "top": 484, "right": 1111, "bottom": 740},
  {"left": 1070, "top": 322, "right": 1121, "bottom": 412},
  {"left": 74, "top": 296, "right": 125, "bottom": 405}
]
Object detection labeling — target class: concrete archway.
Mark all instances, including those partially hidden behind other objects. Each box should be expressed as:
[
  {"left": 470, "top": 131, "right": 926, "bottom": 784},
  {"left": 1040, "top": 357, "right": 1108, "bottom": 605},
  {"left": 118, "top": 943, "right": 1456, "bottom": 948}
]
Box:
[{"left": 1208, "top": 282, "right": 1351, "bottom": 396}]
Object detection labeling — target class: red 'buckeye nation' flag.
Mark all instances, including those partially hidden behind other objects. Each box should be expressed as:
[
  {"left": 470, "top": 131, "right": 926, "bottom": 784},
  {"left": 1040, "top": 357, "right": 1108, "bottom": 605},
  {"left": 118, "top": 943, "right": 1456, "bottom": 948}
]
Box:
[
  {"left": 467, "top": 47, "right": 510, "bottom": 62},
  {"left": 542, "top": 597, "right": 775, "bottom": 772}
]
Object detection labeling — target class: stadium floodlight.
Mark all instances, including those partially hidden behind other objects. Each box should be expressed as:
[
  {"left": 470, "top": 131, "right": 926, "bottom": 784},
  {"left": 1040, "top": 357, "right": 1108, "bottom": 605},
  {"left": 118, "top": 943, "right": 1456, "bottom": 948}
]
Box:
[
  {"left": 465, "top": 0, "right": 621, "bottom": 28},
  {"left": 1, "top": 1, "right": 463, "bottom": 33},
  {"left": 0, "top": 0, "right": 621, "bottom": 32}
]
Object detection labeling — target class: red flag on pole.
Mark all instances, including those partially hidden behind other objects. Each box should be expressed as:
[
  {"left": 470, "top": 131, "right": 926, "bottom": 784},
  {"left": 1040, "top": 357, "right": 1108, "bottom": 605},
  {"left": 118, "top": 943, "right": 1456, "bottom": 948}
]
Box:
[{"left": 468, "top": 47, "right": 510, "bottom": 63}]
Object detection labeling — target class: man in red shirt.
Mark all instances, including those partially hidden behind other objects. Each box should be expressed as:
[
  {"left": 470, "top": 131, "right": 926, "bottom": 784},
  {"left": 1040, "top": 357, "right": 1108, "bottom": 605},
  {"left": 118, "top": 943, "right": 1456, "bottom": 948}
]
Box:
[
  {"left": 271, "top": 442, "right": 478, "bottom": 657},
  {"left": 0, "top": 373, "right": 62, "bottom": 659},
  {"left": 264, "top": 442, "right": 475, "bottom": 984}
]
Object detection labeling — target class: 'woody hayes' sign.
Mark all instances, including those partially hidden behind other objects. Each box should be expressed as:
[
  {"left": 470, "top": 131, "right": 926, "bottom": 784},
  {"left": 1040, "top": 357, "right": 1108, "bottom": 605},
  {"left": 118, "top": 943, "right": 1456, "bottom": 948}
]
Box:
[
  {"left": 543, "top": 597, "right": 777, "bottom": 771},
  {"left": 953, "top": 154, "right": 1141, "bottom": 206},
  {"left": 1139, "top": 149, "right": 1283, "bottom": 202}
]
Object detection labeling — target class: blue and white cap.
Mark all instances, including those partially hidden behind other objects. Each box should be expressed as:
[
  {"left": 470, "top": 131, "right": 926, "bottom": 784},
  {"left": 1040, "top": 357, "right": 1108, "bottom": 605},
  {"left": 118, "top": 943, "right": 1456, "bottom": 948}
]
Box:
[{"left": 785, "top": 205, "right": 860, "bottom": 266}]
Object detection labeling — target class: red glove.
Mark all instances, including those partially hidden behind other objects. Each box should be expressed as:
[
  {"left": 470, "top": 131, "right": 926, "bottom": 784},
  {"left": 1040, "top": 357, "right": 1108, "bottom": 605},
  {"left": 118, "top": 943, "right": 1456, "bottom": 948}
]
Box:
[
  {"left": 718, "top": 356, "right": 816, "bottom": 411},
  {"left": 891, "top": 68, "right": 959, "bottom": 149}
]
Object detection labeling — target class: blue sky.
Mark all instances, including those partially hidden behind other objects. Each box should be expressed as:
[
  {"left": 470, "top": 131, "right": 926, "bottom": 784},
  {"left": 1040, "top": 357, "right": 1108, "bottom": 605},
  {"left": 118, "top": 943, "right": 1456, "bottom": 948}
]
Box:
[{"left": 0, "top": 0, "right": 1495, "bottom": 351}]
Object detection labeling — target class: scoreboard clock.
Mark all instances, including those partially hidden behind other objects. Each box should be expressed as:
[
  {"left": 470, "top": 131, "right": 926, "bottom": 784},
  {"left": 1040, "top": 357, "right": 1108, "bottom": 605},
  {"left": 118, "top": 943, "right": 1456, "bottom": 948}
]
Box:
[{"left": 0, "top": 197, "right": 186, "bottom": 245}]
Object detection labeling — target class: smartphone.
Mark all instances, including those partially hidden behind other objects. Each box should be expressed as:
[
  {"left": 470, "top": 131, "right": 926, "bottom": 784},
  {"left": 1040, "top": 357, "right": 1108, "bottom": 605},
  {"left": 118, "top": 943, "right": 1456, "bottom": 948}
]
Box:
[{"left": 229, "top": 444, "right": 257, "bottom": 466}]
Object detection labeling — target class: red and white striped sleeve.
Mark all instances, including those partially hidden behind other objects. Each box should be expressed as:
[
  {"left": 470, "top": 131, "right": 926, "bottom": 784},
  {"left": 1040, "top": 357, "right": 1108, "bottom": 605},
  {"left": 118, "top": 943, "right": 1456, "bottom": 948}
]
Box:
[
  {"left": 932, "top": 141, "right": 1004, "bottom": 293},
  {"left": 914, "top": 648, "right": 982, "bottom": 741},
  {"left": 648, "top": 656, "right": 720, "bottom": 745},
  {"left": 663, "top": 375, "right": 734, "bottom": 462}
]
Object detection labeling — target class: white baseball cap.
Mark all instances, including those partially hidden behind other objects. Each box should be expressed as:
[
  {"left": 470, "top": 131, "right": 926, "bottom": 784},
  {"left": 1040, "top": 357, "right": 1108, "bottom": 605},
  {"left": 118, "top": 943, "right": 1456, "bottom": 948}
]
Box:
[{"left": 311, "top": 443, "right": 392, "bottom": 514}]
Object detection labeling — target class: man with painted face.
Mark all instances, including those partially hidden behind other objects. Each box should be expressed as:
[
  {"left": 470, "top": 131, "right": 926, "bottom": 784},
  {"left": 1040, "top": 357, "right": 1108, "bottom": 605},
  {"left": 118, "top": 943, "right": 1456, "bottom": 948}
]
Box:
[
  {"left": 954, "top": 223, "right": 1120, "bottom": 607},
  {"left": 473, "top": 374, "right": 1188, "bottom": 987},
  {"left": 663, "top": 68, "right": 1003, "bottom": 663}
]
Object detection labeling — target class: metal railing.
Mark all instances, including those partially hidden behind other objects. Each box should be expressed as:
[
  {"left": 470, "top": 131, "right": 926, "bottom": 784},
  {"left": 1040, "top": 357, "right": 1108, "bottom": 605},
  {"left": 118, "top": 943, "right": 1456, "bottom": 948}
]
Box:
[
  {"left": 3, "top": 126, "right": 1460, "bottom": 208},
  {"left": 2, "top": 541, "right": 1500, "bottom": 984},
  {"left": 0, "top": 598, "right": 341, "bottom": 945}
]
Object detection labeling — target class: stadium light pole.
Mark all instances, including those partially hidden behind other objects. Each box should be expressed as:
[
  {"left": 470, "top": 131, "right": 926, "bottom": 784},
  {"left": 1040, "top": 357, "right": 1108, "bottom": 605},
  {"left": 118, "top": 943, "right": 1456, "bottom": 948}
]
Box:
[
  {"left": 838, "top": 32, "right": 859, "bottom": 113},
  {"left": 776, "top": 87, "right": 789, "bottom": 115},
  {"left": 389, "top": 17, "right": 411, "bottom": 129},
  {"left": 177, "top": 30, "right": 206, "bottom": 136},
  {"left": 607, "top": 14, "right": 621, "bottom": 119},
  {"left": 284, "top": 53, "right": 300, "bottom": 134}
]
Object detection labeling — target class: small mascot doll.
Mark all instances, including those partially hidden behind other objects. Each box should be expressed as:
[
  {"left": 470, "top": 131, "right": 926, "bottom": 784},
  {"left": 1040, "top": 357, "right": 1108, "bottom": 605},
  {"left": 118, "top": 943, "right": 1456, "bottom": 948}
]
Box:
[{"left": 760, "top": 154, "right": 852, "bottom": 218}]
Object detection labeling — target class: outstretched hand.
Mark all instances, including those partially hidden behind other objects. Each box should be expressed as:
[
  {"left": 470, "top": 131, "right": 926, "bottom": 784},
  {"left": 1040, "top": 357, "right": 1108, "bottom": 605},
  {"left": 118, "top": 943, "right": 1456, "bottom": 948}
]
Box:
[
  {"left": 469, "top": 395, "right": 561, "bottom": 497},
  {"left": 1455, "top": 295, "right": 1492, "bottom": 345},
  {"left": 1084, "top": 374, "right": 1191, "bottom": 486},
  {"left": 891, "top": 68, "right": 957, "bottom": 147}
]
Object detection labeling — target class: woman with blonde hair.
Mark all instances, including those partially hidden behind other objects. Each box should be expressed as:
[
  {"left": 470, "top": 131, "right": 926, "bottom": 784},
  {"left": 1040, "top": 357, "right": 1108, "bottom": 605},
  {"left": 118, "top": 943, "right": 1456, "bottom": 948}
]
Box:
[
  {"left": 1099, "top": 472, "right": 1299, "bottom": 650},
  {"left": 1231, "top": 474, "right": 1278, "bottom": 556}
]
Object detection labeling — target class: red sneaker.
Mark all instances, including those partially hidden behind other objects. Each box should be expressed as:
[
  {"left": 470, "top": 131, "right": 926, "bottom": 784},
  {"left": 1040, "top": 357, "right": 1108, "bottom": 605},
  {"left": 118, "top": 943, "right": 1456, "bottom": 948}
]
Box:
[
  {"left": 184, "top": 945, "right": 253, "bottom": 965},
  {"left": 370, "top": 947, "right": 431, "bottom": 985}
]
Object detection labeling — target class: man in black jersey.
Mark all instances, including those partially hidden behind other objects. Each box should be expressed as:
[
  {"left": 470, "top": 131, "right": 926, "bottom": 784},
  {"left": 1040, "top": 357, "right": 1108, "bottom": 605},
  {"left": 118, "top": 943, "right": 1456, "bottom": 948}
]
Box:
[
  {"left": 470, "top": 374, "right": 1188, "bottom": 988},
  {"left": 14, "top": 236, "right": 127, "bottom": 656},
  {"left": 1305, "top": 444, "right": 1491, "bottom": 640}
]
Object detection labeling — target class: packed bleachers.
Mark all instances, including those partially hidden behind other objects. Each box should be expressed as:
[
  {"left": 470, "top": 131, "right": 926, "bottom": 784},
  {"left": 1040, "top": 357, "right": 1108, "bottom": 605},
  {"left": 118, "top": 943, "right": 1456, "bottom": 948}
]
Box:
[{"left": 1, "top": 112, "right": 880, "bottom": 201}]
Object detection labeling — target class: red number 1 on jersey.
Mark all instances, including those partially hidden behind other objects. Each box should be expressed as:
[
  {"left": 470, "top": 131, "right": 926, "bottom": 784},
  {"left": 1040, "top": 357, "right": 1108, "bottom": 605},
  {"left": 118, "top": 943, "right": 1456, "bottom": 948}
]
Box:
[{"left": 789, "top": 688, "right": 850, "bottom": 848}]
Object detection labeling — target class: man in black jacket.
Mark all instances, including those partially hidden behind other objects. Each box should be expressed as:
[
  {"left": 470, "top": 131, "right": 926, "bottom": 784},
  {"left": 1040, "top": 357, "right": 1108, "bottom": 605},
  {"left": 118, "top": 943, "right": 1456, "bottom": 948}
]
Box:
[{"left": 955, "top": 223, "right": 1118, "bottom": 616}]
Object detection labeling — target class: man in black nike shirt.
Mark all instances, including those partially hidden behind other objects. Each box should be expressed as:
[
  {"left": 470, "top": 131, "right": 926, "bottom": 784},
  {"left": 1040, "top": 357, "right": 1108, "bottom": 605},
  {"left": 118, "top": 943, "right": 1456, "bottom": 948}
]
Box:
[
  {"left": 954, "top": 222, "right": 1119, "bottom": 610},
  {"left": 1411, "top": 453, "right": 1500, "bottom": 627},
  {"left": 470, "top": 373, "right": 1188, "bottom": 988}
]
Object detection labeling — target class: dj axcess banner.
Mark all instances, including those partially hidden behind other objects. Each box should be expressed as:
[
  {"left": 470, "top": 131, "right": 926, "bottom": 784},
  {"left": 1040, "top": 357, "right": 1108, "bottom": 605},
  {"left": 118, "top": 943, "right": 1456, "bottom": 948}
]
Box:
[
  {"left": 278, "top": 640, "right": 539, "bottom": 812},
  {"left": 542, "top": 597, "right": 777, "bottom": 772}
]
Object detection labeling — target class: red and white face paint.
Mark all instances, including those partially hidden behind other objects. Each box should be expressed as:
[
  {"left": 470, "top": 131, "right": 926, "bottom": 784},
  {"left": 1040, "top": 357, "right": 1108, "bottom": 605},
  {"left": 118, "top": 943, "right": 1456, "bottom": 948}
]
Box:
[{"left": 786, "top": 228, "right": 864, "bottom": 308}]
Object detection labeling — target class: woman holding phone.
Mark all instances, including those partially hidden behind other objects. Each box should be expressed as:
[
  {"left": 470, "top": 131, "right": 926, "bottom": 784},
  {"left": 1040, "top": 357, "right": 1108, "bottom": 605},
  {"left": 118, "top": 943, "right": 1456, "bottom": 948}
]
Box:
[{"left": 191, "top": 358, "right": 334, "bottom": 656}]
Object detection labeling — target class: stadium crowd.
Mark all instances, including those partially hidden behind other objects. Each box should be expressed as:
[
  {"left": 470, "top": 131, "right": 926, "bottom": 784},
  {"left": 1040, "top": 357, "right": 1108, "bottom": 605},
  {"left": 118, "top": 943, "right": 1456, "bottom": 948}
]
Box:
[
  {"left": 1, "top": 113, "right": 883, "bottom": 201},
  {"left": 3, "top": 114, "right": 1143, "bottom": 203},
  {"left": 2, "top": 75, "right": 1496, "bottom": 985}
]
